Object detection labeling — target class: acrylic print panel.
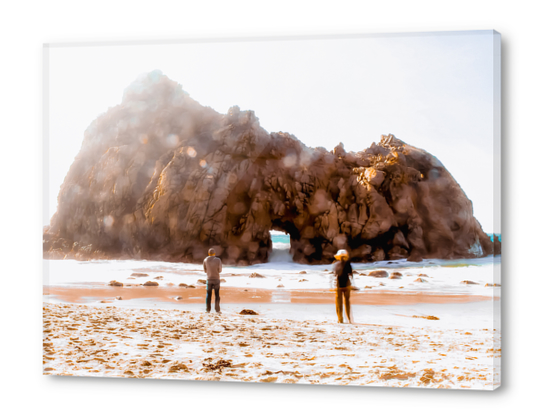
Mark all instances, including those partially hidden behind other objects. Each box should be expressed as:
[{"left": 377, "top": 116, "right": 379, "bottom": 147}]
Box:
[{"left": 43, "top": 31, "right": 501, "bottom": 389}]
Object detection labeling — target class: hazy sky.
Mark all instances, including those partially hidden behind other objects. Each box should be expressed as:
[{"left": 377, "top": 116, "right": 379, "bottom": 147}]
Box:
[{"left": 46, "top": 31, "right": 500, "bottom": 233}]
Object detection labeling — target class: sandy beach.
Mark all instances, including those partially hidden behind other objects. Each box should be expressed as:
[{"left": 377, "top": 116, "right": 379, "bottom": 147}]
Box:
[
  {"left": 43, "top": 301, "right": 500, "bottom": 389},
  {"left": 43, "top": 253, "right": 500, "bottom": 389}
]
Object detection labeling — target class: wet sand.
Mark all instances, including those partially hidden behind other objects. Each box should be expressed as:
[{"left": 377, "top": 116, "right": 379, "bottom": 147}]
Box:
[{"left": 44, "top": 284, "right": 494, "bottom": 306}]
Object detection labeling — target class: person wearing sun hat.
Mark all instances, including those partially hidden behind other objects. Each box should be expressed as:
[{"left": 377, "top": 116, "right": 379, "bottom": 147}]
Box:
[{"left": 332, "top": 249, "right": 353, "bottom": 323}]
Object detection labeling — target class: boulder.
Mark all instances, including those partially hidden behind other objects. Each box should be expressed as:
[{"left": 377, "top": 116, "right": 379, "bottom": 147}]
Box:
[
  {"left": 239, "top": 309, "right": 258, "bottom": 315},
  {"left": 368, "top": 270, "right": 388, "bottom": 278},
  {"left": 388, "top": 246, "right": 409, "bottom": 260},
  {"left": 143, "top": 281, "right": 159, "bottom": 286},
  {"left": 364, "top": 168, "right": 385, "bottom": 187},
  {"left": 108, "top": 280, "right": 123, "bottom": 287}
]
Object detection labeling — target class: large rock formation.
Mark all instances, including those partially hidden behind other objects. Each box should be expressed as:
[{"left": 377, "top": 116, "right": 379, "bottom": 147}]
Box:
[{"left": 44, "top": 71, "right": 497, "bottom": 264}]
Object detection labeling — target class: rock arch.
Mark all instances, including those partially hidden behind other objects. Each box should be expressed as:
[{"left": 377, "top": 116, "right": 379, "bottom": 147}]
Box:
[{"left": 44, "top": 72, "right": 496, "bottom": 264}]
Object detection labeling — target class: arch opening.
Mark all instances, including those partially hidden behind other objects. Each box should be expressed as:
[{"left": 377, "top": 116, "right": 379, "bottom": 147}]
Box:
[{"left": 267, "top": 220, "right": 299, "bottom": 264}]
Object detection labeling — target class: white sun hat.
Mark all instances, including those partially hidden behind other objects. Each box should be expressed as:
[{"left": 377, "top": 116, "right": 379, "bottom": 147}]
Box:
[{"left": 334, "top": 249, "right": 349, "bottom": 259}]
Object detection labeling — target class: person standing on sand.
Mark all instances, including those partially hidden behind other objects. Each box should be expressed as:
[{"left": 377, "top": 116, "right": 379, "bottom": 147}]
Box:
[
  {"left": 332, "top": 249, "right": 353, "bottom": 323},
  {"left": 203, "top": 248, "right": 222, "bottom": 313}
]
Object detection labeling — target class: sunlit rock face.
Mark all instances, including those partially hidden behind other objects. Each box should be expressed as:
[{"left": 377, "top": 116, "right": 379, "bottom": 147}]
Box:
[{"left": 44, "top": 71, "right": 497, "bottom": 264}]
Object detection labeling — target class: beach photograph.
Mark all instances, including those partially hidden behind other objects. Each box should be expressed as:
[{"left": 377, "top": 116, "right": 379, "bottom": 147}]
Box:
[{"left": 43, "top": 31, "right": 501, "bottom": 390}]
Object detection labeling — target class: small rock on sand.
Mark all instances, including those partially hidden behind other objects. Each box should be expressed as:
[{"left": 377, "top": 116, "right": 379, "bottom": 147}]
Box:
[
  {"left": 197, "top": 279, "right": 207, "bottom": 284},
  {"left": 298, "top": 271, "right": 307, "bottom": 274},
  {"left": 169, "top": 363, "right": 188, "bottom": 372},
  {"left": 413, "top": 315, "right": 439, "bottom": 320},
  {"left": 485, "top": 283, "right": 501, "bottom": 287},
  {"left": 277, "top": 284, "right": 284, "bottom": 288},
  {"left": 461, "top": 280, "right": 478, "bottom": 285},
  {"left": 414, "top": 278, "right": 427, "bottom": 283},
  {"left": 249, "top": 273, "right": 265, "bottom": 278},
  {"left": 143, "top": 281, "right": 159, "bottom": 286},
  {"left": 154, "top": 276, "right": 164, "bottom": 280},
  {"left": 187, "top": 285, "right": 196, "bottom": 288},
  {"left": 108, "top": 280, "right": 123, "bottom": 287},
  {"left": 116, "top": 296, "right": 122, "bottom": 300},
  {"left": 240, "top": 309, "right": 258, "bottom": 315},
  {"left": 368, "top": 270, "right": 388, "bottom": 278},
  {"left": 175, "top": 296, "right": 183, "bottom": 301},
  {"left": 131, "top": 273, "right": 149, "bottom": 277},
  {"left": 299, "top": 279, "right": 308, "bottom": 282},
  {"left": 220, "top": 279, "right": 226, "bottom": 283}
]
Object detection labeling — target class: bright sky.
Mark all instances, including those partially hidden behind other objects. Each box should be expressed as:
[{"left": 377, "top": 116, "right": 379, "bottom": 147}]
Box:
[{"left": 46, "top": 31, "right": 500, "bottom": 233}]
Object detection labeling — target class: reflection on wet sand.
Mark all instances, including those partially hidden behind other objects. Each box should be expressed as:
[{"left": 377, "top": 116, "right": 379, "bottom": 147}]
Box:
[{"left": 44, "top": 285, "right": 495, "bottom": 306}]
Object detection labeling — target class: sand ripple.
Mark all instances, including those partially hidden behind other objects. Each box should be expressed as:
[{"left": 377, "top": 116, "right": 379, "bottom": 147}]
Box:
[{"left": 43, "top": 303, "right": 500, "bottom": 389}]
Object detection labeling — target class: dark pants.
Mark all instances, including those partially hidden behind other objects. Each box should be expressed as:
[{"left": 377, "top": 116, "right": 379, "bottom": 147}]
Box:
[
  {"left": 206, "top": 281, "right": 220, "bottom": 313},
  {"left": 335, "top": 287, "right": 351, "bottom": 323}
]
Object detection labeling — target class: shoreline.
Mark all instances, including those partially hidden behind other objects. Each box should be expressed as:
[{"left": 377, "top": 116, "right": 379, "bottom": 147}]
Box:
[{"left": 44, "top": 284, "right": 496, "bottom": 306}]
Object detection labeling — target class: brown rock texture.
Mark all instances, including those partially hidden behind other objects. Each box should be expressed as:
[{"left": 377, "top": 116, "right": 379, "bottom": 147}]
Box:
[{"left": 44, "top": 71, "right": 496, "bottom": 265}]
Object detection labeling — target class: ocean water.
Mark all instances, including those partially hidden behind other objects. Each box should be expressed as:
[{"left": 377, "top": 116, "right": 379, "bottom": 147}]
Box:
[
  {"left": 45, "top": 254, "right": 501, "bottom": 297},
  {"left": 270, "top": 230, "right": 291, "bottom": 246},
  {"left": 269, "top": 231, "right": 292, "bottom": 262}
]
